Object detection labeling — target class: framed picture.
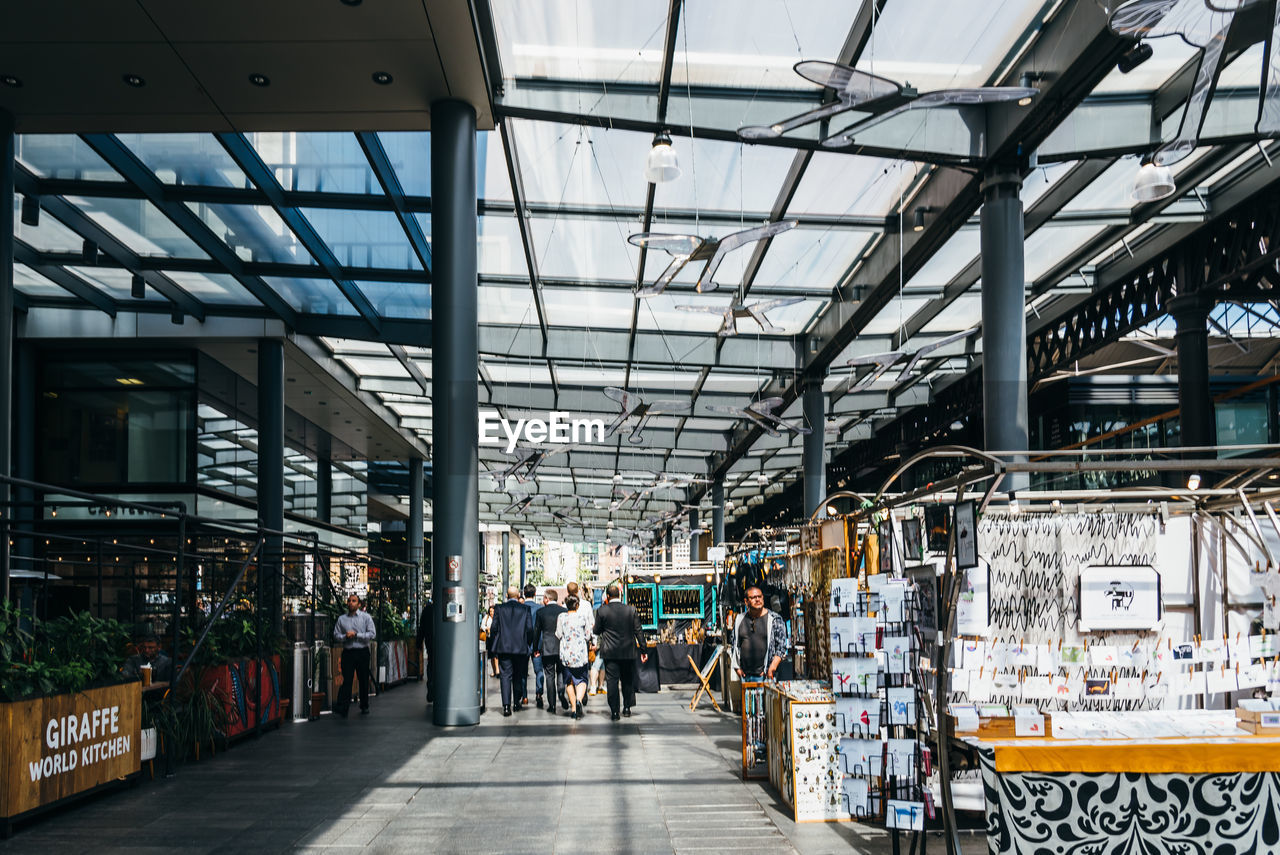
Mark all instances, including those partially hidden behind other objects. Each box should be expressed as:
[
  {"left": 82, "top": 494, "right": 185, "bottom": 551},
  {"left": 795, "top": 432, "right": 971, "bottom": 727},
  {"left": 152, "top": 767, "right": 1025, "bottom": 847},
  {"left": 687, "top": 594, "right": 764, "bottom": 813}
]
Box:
[
  {"left": 955, "top": 562, "right": 990, "bottom": 636},
  {"left": 878, "top": 519, "right": 894, "bottom": 573},
  {"left": 924, "top": 505, "right": 950, "bottom": 552},
  {"left": 954, "top": 501, "right": 978, "bottom": 570},
  {"left": 1078, "top": 565, "right": 1162, "bottom": 631},
  {"left": 905, "top": 565, "right": 940, "bottom": 641},
  {"left": 901, "top": 518, "right": 923, "bottom": 560}
]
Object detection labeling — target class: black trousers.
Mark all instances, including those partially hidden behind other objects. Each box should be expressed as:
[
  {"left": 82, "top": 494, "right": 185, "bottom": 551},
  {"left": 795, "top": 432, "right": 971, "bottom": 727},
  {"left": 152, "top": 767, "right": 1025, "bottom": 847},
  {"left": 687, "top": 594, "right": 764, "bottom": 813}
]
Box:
[
  {"left": 604, "top": 657, "right": 638, "bottom": 716},
  {"left": 540, "top": 655, "right": 564, "bottom": 709},
  {"left": 336, "top": 647, "right": 371, "bottom": 713},
  {"left": 497, "top": 653, "right": 528, "bottom": 708}
]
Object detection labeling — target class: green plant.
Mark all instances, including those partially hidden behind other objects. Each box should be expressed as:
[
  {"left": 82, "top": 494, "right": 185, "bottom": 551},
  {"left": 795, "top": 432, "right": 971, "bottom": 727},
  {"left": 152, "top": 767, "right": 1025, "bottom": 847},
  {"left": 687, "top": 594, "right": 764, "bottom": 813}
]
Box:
[
  {"left": 144, "top": 667, "right": 231, "bottom": 763},
  {"left": 0, "top": 603, "right": 130, "bottom": 701}
]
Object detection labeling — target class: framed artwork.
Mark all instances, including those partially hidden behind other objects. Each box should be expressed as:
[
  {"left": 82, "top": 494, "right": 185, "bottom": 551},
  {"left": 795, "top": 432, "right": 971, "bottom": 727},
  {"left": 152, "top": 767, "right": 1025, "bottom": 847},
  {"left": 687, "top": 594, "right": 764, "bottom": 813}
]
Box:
[
  {"left": 954, "top": 501, "right": 978, "bottom": 570},
  {"left": 901, "top": 518, "right": 923, "bottom": 560},
  {"left": 924, "top": 505, "right": 950, "bottom": 552},
  {"left": 905, "top": 565, "right": 939, "bottom": 641},
  {"left": 955, "top": 563, "right": 990, "bottom": 636},
  {"left": 1077, "top": 565, "right": 1162, "bottom": 631},
  {"left": 878, "top": 519, "right": 894, "bottom": 573}
]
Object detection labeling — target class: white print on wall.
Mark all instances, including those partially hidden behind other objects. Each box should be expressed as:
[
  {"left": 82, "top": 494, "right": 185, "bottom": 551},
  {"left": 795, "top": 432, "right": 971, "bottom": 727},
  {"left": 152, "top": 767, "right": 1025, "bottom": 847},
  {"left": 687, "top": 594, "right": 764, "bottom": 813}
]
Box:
[{"left": 1077, "top": 565, "right": 1162, "bottom": 632}]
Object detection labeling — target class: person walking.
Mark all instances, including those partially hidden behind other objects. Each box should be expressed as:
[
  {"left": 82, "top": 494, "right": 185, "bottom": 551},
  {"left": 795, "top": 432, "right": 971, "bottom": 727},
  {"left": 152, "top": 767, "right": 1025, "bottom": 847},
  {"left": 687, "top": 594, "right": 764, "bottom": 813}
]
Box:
[
  {"left": 482, "top": 604, "right": 498, "bottom": 677},
  {"left": 730, "top": 586, "right": 788, "bottom": 681},
  {"left": 556, "top": 594, "right": 593, "bottom": 719},
  {"left": 333, "top": 593, "right": 376, "bottom": 718},
  {"left": 416, "top": 596, "right": 434, "bottom": 703},
  {"left": 534, "top": 590, "right": 568, "bottom": 714},
  {"left": 520, "top": 583, "right": 542, "bottom": 708},
  {"left": 490, "top": 586, "right": 534, "bottom": 716},
  {"left": 593, "top": 582, "right": 648, "bottom": 721}
]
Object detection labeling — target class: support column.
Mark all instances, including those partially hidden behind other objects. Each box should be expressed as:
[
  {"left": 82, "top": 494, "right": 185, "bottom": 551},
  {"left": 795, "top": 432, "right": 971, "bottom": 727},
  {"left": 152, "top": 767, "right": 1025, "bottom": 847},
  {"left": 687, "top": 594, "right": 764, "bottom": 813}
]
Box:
[
  {"left": 315, "top": 434, "right": 332, "bottom": 525},
  {"left": 980, "top": 168, "right": 1028, "bottom": 492},
  {"left": 14, "top": 343, "right": 33, "bottom": 575},
  {"left": 257, "top": 338, "right": 284, "bottom": 634},
  {"left": 0, "top": 113, "right": 13, "bottom": 601},
  {"left": 712, "top": 481, "right": 725, "bottom": 546},
  {"left": 1170, "top": 294, "right": 1216, "bottom": 453},
  {"left": 430, "top": 99, "right": 480, "bottom": 727},
  {"left": 501, "top": 530, "right": 510, "bottom": 592},
  {"left": 665, "top": 529, "right": 673, "bottom": 574},
  {"left": 519, "top": 541, "right": 526, "bottom": 589},
  {"left": 803, "top": 380, "right": 826, "bottom": 518},
  {"left": 408, "top": 457, "right": 424, "bottom": 626},
  {"left": 688, "top": 508, "right": 700, "bottom": 562}
]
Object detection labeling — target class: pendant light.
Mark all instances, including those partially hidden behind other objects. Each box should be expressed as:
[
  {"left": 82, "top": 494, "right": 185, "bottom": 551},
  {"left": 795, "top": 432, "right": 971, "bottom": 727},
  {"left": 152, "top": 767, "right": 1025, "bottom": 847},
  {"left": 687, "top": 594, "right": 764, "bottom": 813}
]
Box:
[
  {"left": 1132, "top": 158, "right": 1175, "bottom": 203},
  {"left": 645, "top": 131, "right": 681, "bottom": 184}
]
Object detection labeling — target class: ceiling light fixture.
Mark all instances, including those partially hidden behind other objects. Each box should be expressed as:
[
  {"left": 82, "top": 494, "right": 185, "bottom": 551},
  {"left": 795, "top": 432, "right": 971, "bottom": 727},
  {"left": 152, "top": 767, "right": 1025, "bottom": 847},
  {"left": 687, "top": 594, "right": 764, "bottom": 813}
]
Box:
[
  {"left": 249, "top": 73, "right": 270, "bottom": 87},
  {"left": 1117, "top": 42, "right": 1154, "bottom": 74},
  {"left": 81, "top": 239, "right": 97, "bottom": 264},
  {"left": 825, "top": 503, "right": 839, "bottom": 517},
  {"left": 20, "top": 195, "right": 39, "bottom": 227},
  {"left": 1132, "top": 158, "right": 1175, "bottom": 203},
  {"left": 1186, "top": 473, "right": 1201, "bottom": 491},
  {"left": 1016, "top": 72, "right": 1043, "bottom": 106},
  {"left": 1, "top": 75, "right": 21, "bottom": 88},
  {"left": 371, "top": 71, "right": 393, "bottom": 85},
  {"left": 122, "top": 74, "right": 145, "bottom": 88},
  {"left": 645, "top": 130, "right": 681, "bottom": 184},
  {"left": 912, "top": 207, "right": 927, "bottom": 232},
  {"left": 131, "top": 274, "right": 145, "bottom": 299},
  {"left": 171, "top": 308, "right": 184, "bottom": 325}
]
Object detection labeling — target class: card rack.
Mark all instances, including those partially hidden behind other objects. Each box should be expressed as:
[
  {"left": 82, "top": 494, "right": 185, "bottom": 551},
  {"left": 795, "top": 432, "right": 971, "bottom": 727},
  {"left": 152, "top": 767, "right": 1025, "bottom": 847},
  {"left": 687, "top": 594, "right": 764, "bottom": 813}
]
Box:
[
  {"left": 829, "top": 578, "right": 931, "bottom": 828},
  {"left": 741, "top": 681, "right": 768, "bottom": 780}
]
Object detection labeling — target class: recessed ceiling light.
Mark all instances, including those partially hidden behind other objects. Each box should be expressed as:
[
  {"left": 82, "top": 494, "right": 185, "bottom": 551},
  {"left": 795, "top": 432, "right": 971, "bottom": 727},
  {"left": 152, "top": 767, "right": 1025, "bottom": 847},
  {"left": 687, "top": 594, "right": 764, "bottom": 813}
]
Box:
[
  {"left": 249, "top": 73, "right": 270, "bottom": 87},
  {"left": 371, "top": 71, "right": 393, "bottom": 85},
  {"left": 340, "top": 0, "right": 362, "bottom": 5},
  {"left": 122, "top": 74, "right": 146, "bottom": 88},
  {"left": 1, "top": 75, "right": 21, "bottom": 88}
]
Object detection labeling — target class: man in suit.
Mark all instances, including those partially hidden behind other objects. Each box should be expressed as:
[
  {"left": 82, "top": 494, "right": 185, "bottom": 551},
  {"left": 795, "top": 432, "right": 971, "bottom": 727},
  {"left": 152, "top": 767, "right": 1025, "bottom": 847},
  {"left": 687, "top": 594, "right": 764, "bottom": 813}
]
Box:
[
  {"left": 490, "top": 586, "right": 534, "bottom": 716},
  {"left": 533, "top": 590, "right": 568, "bottom": 714},
  {"left": 519, "top": 583, "right": 541, "bottom": 708},
  {"left": 592, "top": 581, "right": 648, "bottom": 721}
]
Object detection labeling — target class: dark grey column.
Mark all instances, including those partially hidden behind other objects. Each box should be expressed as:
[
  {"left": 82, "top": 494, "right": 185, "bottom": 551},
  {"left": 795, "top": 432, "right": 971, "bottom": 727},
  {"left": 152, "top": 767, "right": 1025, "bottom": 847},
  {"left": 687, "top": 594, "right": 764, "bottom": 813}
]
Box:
[
  {"left": 665, "top": 529, "right": 673, "bottom": 573},
  {"left": 0, "top": 113, "right": 13, "bottom": 600},
  {"left": 13, "top": 343, "right": 33, "bottom": 575},
  {"left": 315, "top": 434, "right": 332, "bottom": 525},
  {"left": 519, "top": 541, "right": 526, "bottom": 589},
  {"left": 1170, "top": 293, "right": 1216, "bottom": 451},
  {"left": 980, "top": 168, "right": 1028, "bottom": 492},
  {"left": 431, "top": 99, "right": 480, "bottom": 727},
  {"left": 712, "top": 481, "right": 725, "bottom": 545},
  {"left": 501, "top": 530, "right": 510, "bottom": 592},
  {"left": 257, "top": 338, "right": 284, "bottom": 633},
  {"left": 688, "top": 508, "right": 699, "bottom": 561},
  {"left": 803, "top": 380, "right": 826, "bottom": 517},
  {"left": 408, "top": 457, "right": 424, "bottom": 623}
]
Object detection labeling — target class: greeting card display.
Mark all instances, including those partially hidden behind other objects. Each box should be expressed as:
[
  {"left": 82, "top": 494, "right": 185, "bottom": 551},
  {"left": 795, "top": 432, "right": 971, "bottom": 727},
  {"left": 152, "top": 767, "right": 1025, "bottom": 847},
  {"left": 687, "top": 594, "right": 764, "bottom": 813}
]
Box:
[{"left": 1077, "top": 565, "right": 1162, "bottom": 631}]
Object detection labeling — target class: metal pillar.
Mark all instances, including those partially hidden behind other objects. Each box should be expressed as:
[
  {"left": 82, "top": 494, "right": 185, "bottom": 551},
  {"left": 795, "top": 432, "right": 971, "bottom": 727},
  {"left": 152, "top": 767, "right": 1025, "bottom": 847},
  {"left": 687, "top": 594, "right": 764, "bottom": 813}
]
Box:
[
  {"left": 0, "top": 113, "right": 13, "bottom": 601},
  {"left": 315, "top": 434, "right": 332, "bottom": 525},
  {"left": 712, "top": 481, "right": 725, "bottom": 545},
  {"left": 431, "top": 99, "right": 480, "bottom": 727},
  {"left": 688, "top": 508, "right": 700, "bottom": 561},
  {"left": 803, "top": 380, "right": 826, "bottom": 517},
  {"left": 504, "top": 533, "right": 513, "bottom": 590},
  {"left": 14, "top": 343, "right": 33, "bottom": 574},
  {"left": 665, "top": 529, "right": 673, "bottom": 574},
  {"left": 980, "top": 167, "right": 1028, "bottom": 492},
  {"left": 1170, "top": 294, "right": 1216, "bottom": 451},
  {"left": 408, "top": 457, "right": 424, "bottom": 626},
  {"left": 257, "top": 338, "right": 284, "bottom": 633},
  {"left": 519, "top": 541, "right": 526, "bottom": 589}
]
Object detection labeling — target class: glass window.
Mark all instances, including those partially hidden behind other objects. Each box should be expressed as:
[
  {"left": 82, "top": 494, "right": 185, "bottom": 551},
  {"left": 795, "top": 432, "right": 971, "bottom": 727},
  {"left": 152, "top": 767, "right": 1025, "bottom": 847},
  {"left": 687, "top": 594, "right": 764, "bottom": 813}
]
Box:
[
  {"left": 510, "top": 120, "right": 650, "bottom": 210},
  {"left": 299, "top": 208, "right": 420, "bottom": 270},
  {"left": 752, "top": 227, "right": 875, "bottom": 290},
  {"left": 788, "top": 155, "right": 921, "bottom": 218},
  {"left": 245, "top": 132, "right": 377, "bottom": 194},
  {"left": 117, "top": 133, "right": 248, "bottom": 187},
  {"left": 477, "top": 284, "right": 537, "bottom": 325},
  {"left": 65, "top": 196, "right": 210, "bottom": 259},
  {"left": 165, "top": 271, "right": 261, "bottom": 306},
  {"left": 354, "top": 280, "right": 430, "bottom": 320},
  {"left": 531, "top": 216, "right": 641, "bottom": 281},
  {"left": 375, "top": 131, "right": 431, "bottom": 197},
  {"left": 13, "top": 197, "right": 86, "bottom": 253},
  {"left": 264, "top": 277, "right": 359, "bottom": 315},
  {"left": 16, "top": 135, "right": 122, "bottom": 181},
  {"left": 653, "top": 137, "right": 794, "bottom": 215},
  {"left": 13, "top": 264, "right": 66, "bottom": 299}
]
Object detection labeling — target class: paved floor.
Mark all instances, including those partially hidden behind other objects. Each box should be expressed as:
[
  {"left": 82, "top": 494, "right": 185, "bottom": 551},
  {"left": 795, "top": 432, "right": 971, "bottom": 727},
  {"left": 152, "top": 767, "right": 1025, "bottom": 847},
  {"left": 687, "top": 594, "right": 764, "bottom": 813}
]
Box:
[{"left": 2, "top": 680, "right": 989, "bottom": 854}]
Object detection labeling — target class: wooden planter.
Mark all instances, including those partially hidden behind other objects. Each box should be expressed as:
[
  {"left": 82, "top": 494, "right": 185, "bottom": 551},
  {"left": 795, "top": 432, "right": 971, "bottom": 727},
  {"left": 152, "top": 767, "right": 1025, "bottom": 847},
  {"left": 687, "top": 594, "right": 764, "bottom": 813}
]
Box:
[
  {"left": 199, "top": 655, "right": 283, "bottom": 741},
  {"left": 0, "top": 681, "right": 142, "bottom": 824}
]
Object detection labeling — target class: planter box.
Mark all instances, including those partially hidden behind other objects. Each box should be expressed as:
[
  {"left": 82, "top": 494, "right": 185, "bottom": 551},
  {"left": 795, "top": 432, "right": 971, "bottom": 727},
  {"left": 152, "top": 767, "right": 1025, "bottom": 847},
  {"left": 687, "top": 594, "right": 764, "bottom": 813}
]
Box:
[
  {"left": 0, "top": 681, "right": 142, "bottom": 821},
  {"left": 379, "top": 641, "right": 408, "bottom": 686}
]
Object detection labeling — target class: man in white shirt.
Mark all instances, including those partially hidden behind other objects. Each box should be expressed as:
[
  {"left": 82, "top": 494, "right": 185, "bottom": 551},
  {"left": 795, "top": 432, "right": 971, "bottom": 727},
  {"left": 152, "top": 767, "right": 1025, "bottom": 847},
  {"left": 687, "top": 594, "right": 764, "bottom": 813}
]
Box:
[{"left": 332, "top": 594, "right": 377, "bottom": 718}]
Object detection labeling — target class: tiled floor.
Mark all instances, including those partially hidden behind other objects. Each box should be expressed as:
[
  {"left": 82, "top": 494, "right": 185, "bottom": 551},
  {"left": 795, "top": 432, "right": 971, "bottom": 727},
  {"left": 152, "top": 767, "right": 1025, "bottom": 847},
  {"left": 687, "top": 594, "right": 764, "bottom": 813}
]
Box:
[{"left": 1, "top": 680, "right": 989, "bottom": 854}]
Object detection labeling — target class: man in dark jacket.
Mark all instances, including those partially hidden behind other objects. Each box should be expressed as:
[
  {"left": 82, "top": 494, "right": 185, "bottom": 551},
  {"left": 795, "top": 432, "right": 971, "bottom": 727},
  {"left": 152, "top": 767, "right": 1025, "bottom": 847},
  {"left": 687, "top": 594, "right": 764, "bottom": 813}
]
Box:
[
  {"left": 490, "top": 586, "right": 534, "bottom": 716},
  {"left": 533, "top": 590, "right": 568, "bottom": 713},
  {"left": 519, "top": 583, "right": 541, "bottom": 708},
  {"left": 592, "top": 582, "right": 648, "bottom": 721}
]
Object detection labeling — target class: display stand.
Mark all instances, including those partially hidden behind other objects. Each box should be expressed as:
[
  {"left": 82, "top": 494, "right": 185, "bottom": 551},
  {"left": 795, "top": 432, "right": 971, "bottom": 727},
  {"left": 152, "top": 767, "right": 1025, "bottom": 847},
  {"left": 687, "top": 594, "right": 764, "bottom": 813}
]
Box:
[
  {"left": 741, "top": 681, "right": 768, "bottom": 780},
  {"left": 765, "top": 681, "right": 848, "bottom": 822}
]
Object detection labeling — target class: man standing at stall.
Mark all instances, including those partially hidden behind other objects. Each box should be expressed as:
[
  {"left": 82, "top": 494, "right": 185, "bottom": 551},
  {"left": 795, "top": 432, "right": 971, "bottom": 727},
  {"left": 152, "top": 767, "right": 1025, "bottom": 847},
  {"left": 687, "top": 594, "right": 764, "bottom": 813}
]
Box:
[
  {"left": 731, "top": 586, "right": 787, "bottom": 681},
  {"left": 593, "top": 581, "right": 648, "bottom": 721},
  {"left": 333, "top": 593, "right": 377, "bottom": 718},
  {"left": 491, "top": 585, "right": 534, "bottom": 716}
]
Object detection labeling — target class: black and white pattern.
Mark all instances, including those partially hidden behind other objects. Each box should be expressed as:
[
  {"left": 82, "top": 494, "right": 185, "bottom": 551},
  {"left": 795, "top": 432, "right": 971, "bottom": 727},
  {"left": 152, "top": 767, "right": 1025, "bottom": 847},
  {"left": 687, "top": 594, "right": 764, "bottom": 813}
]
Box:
[{"left": 979, "top": 748, "right": 1280, "bottom": 855}]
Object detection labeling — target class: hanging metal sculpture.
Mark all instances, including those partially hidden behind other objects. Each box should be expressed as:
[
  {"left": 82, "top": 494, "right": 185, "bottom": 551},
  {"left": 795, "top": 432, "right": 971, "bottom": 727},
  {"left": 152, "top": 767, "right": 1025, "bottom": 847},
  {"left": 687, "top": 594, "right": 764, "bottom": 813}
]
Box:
[
  {"left": 489, "top": 443, "right": 577, "bottom": 485},
  {"left": 705, "top": 397, "right": 813, "bottom": 436},
  {"left": 737, "top": 61, "right": 1036, "bottom": 148},
  {"left": 602, "top": 386, "right": 691, "bottom": 444},
  {"left": 1108, "top": 0, "right": 1280, "bottom": 165},
  {"left": 628, "top": 221, "right": 797, "bottom": 297},
  {"left": 844, "top": 327, "right": 978, "bottom": 393},
  {"left": 675, "top": 296, "right": 804, "bottom": 336}
]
